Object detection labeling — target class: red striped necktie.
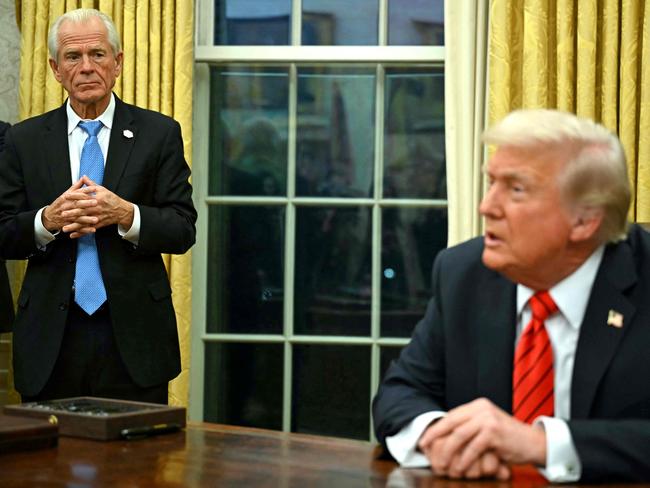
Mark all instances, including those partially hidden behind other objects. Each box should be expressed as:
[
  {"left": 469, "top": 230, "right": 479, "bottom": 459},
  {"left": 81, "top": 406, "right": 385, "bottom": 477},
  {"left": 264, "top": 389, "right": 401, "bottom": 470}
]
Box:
[{"left": 512, "top": 290, "right": 558, "bottom": 423}]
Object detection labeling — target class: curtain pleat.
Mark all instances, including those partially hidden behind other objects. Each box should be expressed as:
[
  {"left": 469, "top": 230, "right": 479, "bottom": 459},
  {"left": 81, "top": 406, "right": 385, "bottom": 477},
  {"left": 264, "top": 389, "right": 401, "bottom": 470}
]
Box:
[
  {"left": 489, "top": 0, "right": 650, "bottom": 223},
  {"left": 13, "top": 0, "right": 194, "bottom": 407}
]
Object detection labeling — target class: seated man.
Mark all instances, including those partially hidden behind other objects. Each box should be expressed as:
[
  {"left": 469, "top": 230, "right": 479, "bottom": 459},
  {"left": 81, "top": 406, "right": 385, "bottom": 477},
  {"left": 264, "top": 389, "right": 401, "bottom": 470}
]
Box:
[{"left": 373, "top": 109, "right": 650, "bottom": 482}]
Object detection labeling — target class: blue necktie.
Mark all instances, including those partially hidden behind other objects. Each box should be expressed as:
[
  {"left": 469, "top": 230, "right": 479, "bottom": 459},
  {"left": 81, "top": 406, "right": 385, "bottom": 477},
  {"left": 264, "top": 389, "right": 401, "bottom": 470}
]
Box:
[{"left": 74, "top": 121, "right": 107, "bottom": 315}]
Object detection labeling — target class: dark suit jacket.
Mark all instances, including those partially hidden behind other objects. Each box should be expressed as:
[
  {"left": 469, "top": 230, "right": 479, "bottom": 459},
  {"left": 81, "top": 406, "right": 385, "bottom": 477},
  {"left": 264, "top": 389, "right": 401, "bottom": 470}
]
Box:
[
  {"left": 0, "top": 121, "right": 14, "bottom": 332},
  {"left": 0, "top": 97, "right": 197, "bottom": 396},
  {"left": 373, "top": 224, "right": 650, "bottom": 482}
]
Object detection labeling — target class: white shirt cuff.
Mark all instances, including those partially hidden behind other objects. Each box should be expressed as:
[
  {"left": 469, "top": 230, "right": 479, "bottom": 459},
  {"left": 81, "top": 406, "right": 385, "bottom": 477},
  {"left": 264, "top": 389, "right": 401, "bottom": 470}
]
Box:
[
  {"left": 536, "top": 416, "right": 582, "bottom": 482},
  {"left": 35, "top": 207, "right": 58, "bottom": 249},
  {"left": 385, "top": 411, "right": 446, "bottom": 467},
  {"left": 118, "top": 203, "right": 140, "bottom": 245}
]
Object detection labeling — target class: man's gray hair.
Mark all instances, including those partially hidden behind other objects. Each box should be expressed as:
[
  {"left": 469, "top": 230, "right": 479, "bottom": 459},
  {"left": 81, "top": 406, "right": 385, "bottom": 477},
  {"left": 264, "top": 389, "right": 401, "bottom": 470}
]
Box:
[
  {"left": 48, "top": 8, "right": 122, "bottom": 61},
  {"left": 483, "top": 109, "right": 631, "bottom": 243}
]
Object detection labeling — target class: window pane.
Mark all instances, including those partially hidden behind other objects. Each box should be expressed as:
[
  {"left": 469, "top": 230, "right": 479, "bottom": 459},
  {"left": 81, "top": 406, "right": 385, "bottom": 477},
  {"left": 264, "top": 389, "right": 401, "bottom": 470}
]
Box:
[
  {"left": 302, "top": 0, "right": 378, "bottom": 45},
  {"left": 296, "top": 67, "right": 375, "bottom": 197},
  {"left": 388, "top": 0, "right": 444, "bottom": 45},
  {"left": 209, "top": 66, "right": 289, "bottom": 196},
  {"left": 384, "top": 68, "right": 445, "bottom": 199},
  {"left": 380, "top": 346, "right": 404, "bottom": 379},
  {"left": 381, "top": 207, "right": 447, "bottom": 337},
  {"left": 292, "top": 345, "right": 370, "bottom": 439},
  {"left": 214, "top": 0, "right": 291, "bottom": 45},
  {"left": 207, "top": 206, "right": 285, "bottom": 334},
  {"left": 204, "top": 343, "right": 283, "bottom": 429},
  {"left": 294, "top": 207, "right": 371, "bottom": 336}
]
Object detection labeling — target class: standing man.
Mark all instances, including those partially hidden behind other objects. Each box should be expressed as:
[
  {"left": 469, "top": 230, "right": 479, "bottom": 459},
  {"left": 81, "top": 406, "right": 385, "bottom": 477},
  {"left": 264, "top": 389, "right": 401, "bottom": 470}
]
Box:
[
  {"left": 373, "top": 109, "right": 650, "bottom": 482},
  {"left": 0, "top": 120, "right": 14, "bottom": 333},
  {"left": 0, "top": 9, "right": 196, "bottom": 404}
]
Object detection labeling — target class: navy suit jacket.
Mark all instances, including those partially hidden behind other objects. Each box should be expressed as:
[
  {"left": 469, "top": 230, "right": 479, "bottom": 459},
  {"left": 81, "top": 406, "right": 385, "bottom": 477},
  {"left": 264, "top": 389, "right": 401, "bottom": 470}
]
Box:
[
  {"left": 0, "top": 97, "right": 197, "bottom": 395},
  {"left": 373, "top": 224, "right": 650, "bottom": 481},
  {"left": 0, "top": 120, "right": 14, "bottom": 332}
]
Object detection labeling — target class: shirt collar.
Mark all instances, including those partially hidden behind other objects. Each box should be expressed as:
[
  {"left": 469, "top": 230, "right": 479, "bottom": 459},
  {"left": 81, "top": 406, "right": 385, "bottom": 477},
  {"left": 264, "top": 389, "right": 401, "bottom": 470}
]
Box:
[
  {"left": 517, "top": 245, "right": 605, "bottom": 330},
  {"left": 66, "top": 93, "right": 116, "bottom": 134}
]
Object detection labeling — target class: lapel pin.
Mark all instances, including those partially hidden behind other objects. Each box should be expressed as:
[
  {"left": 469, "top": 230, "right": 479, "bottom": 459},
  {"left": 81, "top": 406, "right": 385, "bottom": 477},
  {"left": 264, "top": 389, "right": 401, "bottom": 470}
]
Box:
[
  {"left": 607, "top": 309, "right": 624, "bottom": 328},
  {"left": 123, "top": 129, "right": 134, "bottom": 139}
]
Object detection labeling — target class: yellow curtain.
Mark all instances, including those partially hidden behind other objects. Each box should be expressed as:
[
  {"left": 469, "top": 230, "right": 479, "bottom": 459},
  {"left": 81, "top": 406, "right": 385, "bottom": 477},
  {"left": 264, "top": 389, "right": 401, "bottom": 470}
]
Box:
[
  {"left": 488, "top": 0, "right": 650, "bottom": 223},
  {"left": 13, "top": 0, "right": 194, "bottom": 407}
]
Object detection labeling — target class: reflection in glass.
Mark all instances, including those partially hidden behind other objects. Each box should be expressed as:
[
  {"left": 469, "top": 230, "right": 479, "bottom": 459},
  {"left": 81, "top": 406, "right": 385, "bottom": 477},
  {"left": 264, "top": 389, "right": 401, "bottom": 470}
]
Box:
[
  {"left": 302, "top": 0, "right": 378, "bottom": 45},
  {"left": 204, "top": 343, "right": 283, "bottom": 429},
  {"left": 294, "top": 207, "right": 371, "bottom": 336},
  {"left": 214, "top": 0, "right": 291, "bottom": 45},
  {"left": 296, "top": 67, "right": 375, "bottom": 197},
  {"left": 207, "top": 206, "right": 284, "bottom": 334},
  {"left": 209, "top": 66, "right": 289, "bottom": 196},
  {"left": 381, "top": 207, "right": 447, "bottom": 337},
  {"left": 292, "top": 345, "right": 370, "bottom": 439},
  {"left": 384, "top": 68, "right": 445, "bottom": 199},
  {"left": 388, "top": 0, "right": 444, "bottom": 45},
  {"left": 380, "top": 346, "right": 403, "bottom": 379}
]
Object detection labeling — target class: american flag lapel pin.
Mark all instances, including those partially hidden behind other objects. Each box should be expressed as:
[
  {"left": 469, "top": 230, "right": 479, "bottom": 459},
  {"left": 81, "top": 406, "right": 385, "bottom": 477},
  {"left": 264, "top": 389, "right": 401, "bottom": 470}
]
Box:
[{"left": 607, "top": 309, "right": 624, "bottom": 328}]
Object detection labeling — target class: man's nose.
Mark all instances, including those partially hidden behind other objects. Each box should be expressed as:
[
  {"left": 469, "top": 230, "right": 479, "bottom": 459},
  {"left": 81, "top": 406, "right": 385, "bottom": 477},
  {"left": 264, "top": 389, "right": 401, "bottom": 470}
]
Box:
[
  {"left": 80, "top": 55, "right": 94, "bottom": 71},
  {"left": 479, "top": 184, "right": 500, "bottom": 217}
]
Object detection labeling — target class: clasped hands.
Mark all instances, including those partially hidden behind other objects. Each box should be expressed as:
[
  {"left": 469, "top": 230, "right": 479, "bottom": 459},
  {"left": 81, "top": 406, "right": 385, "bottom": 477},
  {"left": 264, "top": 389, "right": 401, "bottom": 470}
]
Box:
[
  {"left": 42, "top": 176, "right": 134, "bottom": 238},
  {"left": 417, "top": 398, "right": 547, "bottom": 480}
]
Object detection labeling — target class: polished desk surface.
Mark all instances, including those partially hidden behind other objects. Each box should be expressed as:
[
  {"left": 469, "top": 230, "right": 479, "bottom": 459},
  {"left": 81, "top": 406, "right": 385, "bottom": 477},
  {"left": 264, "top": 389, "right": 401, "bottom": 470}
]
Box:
[{"left": 0, "top": 422, "right": 643, "bottom": 487}]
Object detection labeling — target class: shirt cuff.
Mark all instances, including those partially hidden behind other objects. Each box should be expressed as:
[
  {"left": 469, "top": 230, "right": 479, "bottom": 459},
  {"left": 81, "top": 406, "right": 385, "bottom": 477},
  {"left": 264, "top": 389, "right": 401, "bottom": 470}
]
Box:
[
  {"left": 34, "top": 207, "right": 58, "bottom": 249},
  {"left": 118, "top": 203, "right": 140, "bottom": 245},
  {"left": 385, "top": 411, "right": 446, "bottom": 467},
  {"left": 535, "top": 416, "right": 582, "bottom": 482}
]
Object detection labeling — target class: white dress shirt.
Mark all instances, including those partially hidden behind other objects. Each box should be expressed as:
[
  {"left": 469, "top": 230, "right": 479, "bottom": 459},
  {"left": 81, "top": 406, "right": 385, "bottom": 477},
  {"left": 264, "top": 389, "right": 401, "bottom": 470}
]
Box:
[
  {"left": 34, "top": 94, "right": 140, "bottom": 247},
  {"left": 385, "top": 245, "right": 605, "bottom": 482}
]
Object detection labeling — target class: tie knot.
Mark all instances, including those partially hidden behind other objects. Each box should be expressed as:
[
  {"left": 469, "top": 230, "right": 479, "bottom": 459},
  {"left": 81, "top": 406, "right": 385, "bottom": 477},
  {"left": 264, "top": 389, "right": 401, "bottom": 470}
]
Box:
[
  {"left": 529, "top": 291, "right": 558, "bottom": 321},
  {"left": 79, "top": 120, "right": 103, "bottom": 137}
]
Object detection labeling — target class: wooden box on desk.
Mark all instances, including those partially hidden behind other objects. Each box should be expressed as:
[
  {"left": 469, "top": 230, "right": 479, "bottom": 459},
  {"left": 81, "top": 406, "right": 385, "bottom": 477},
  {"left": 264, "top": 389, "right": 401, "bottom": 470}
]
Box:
[
  {"left": 0, "top": 414, "right": 58, "bottom": 453},
  {"left": 3, "top": 397, "right": 185, "bottom": 441}
]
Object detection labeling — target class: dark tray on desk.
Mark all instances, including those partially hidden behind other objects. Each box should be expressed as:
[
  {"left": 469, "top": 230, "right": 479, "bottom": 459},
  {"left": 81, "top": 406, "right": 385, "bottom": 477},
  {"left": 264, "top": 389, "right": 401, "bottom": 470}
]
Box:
[
  {"left": 4, "top": 396, "right": 185, "bottom": 441},
  {"left": 0, "top": 413, "right": 58, "bottom": 454}
]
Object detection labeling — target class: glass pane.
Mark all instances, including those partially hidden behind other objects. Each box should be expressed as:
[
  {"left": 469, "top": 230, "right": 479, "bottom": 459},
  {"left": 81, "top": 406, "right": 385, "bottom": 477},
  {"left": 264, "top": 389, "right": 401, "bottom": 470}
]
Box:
[
  {"left": 207, "top": 206, "right": 285, "bottom": 334},
  {"left": 296, "top": 67, "right": 375, "bottom": 197},
  {"left": 302, "top": 0, "right": 378, "bottom": 45},
  {"left": 380, "top": 346, "right": 403, "bottom": 379},
  {"left": 381, "top": 207, "right": 447, "bottom": 337},
  {"left": 204, "top": 343, "right": 283, "bottom": 429},
  {"left": 294, "top": 207, "right": 371, "bottom": 335},
  {"left": 214, "top": 0, "right": 291, "bottom": 45},
  {"left": 209, "top": 66, "right": 289, "bottom": 196},
  {"left": 388, "top": 0, "right": 444, "bottom": 45},
  {"left": 384, "top": 68, "right": 446, "bottom": 199},
  {"left": 292, "top": 345, "right": 370, "bottom": 439}
]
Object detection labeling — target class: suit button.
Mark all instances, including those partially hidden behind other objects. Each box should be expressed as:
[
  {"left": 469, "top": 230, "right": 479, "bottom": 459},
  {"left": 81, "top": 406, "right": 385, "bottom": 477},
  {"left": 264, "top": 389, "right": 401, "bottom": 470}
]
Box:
[{"left": 59, "top": 303, "right": 67, "bottom": 311}]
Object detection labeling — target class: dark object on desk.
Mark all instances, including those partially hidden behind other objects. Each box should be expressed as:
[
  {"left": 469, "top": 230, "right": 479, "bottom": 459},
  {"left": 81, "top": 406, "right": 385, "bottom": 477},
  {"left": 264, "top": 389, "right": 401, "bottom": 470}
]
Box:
[
  {"left": 4, "top": 396, "right": 185, "bottom": 440},
  {"left": 0, "top": 413, "right": 58, "bottom": 454}
]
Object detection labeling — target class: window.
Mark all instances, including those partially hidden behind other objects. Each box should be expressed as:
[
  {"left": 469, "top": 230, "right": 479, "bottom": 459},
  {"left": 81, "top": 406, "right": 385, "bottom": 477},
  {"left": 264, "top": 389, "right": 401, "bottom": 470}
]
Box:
[{"left": 192, "top": 0, "right": 446, "bottom": 441}]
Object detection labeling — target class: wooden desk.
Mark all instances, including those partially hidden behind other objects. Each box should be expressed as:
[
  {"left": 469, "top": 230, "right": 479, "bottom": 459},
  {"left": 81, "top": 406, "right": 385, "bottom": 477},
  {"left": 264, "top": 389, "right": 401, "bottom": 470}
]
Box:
[{"left": 0, "top": 422, "right": 642, "bottom": 487}]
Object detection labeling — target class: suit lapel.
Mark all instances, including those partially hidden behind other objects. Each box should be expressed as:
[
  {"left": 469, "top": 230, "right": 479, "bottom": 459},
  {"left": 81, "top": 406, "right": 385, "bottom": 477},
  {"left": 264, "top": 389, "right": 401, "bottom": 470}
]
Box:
[
  {"left": 103, "top": 96, "right": 136, "bottom": 191},
  {"left": 571, "top": 241, "right": 637, "bottom": 419},
  {"left": 476, "top": 271, "right": 517, "bottom": 412},
  {"left": 44, "top": 105, "right": 73, "bottom": 199}
]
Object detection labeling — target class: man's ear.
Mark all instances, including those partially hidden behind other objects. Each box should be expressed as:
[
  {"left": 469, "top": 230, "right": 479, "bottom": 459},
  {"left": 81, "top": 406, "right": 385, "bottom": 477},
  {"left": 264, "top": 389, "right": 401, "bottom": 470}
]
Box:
[
  {"left": 48, "top": 58, "right": 62, "bottom": 82},
  {"left": 569, "top": 207, "right": 604, "bottom": 242}
]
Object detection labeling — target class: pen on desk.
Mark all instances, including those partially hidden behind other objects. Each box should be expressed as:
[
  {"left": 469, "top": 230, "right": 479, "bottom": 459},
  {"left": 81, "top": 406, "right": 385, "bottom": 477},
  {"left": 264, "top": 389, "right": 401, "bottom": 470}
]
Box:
[{"left": 120, "top": 422, "right": 182, "bottom": 439}]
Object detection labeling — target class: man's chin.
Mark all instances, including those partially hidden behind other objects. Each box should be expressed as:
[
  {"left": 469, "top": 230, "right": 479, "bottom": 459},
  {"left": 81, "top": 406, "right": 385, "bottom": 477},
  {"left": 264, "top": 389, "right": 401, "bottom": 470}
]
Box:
[{"left": 481, "top": 249, "right": 505, "bottom": 272}]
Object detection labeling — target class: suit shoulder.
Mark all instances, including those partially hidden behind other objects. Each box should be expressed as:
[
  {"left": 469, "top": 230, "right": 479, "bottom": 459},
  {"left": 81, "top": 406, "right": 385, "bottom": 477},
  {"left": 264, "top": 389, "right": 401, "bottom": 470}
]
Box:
[
  {"left": 436, "top": 236, "right": 486, "bottom": 271},
  {"left": 121, "top": 102, "right": 179, "bottom": 129},
  {"left": 9, "top": 107, "right": 62, "bottom": 135}
]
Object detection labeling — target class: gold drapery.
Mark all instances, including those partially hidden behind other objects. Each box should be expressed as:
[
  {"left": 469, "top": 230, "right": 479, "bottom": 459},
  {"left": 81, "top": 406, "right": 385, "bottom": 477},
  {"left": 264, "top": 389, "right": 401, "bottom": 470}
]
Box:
[
  {"left": 488, "top": 0, "right": 650, "bottom": 222},
  {"left": 12, "top": 0, "right": 194, "bottom": 406}
]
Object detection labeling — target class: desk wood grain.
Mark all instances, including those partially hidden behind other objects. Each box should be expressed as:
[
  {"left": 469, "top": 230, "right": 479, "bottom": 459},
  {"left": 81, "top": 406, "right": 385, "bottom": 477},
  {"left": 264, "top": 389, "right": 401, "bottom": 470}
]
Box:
[{"left": 0, "top": 422, "right": 643, "bottom": 487}]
